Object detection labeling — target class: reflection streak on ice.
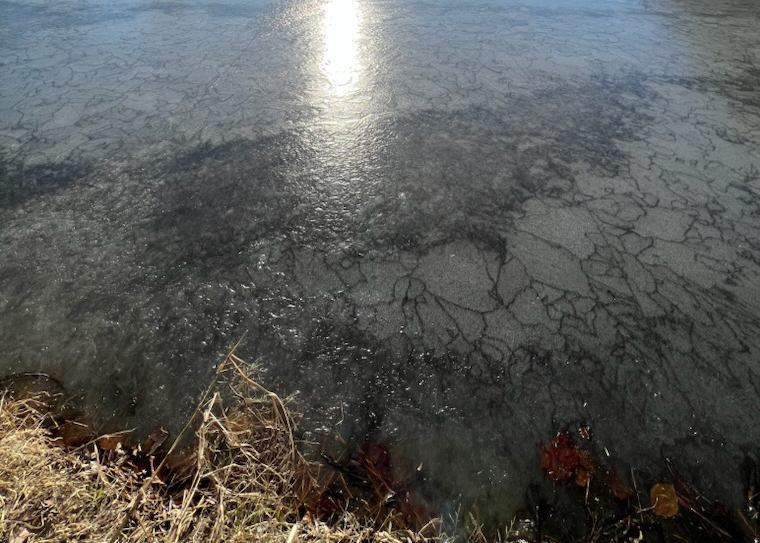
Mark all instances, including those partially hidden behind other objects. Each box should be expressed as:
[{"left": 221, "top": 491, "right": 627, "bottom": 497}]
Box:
[{"left": 321, "top": 0, "right": 362, "bottom": 96}]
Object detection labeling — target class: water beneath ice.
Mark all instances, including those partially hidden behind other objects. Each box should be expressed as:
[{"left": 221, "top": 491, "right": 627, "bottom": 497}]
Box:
[{"left": 1, "top": 0, "right": 760, "bottom": 518}]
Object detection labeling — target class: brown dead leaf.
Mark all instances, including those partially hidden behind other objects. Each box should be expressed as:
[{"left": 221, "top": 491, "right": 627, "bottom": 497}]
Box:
[
  {"left": 96, "top": 432, "right": 129, "bottom": 451},
  {"left": 540, "top": 432, "right": 594, "bottom": 487},
  {"left": 142, "top": 427, "right": 169, "bottom": 456},
  {"left": 609, "top": 471, "right": 635, "bottom": 500},
  {"left": 359, "top": 443, "right": 394, "bottom": 498},
  {"left": 163, "top": 450, "right": 196, "bottom": 483},
  {"left": 650, "top": 482, "right": 679, "bottom": 518},
  {"left": 58, "top": 420, "right": 96, "bottom": 447}
]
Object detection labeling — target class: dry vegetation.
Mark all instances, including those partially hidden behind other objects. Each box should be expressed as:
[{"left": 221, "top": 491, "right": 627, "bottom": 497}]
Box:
[
  {"left": 1, "top": 347, "right": 757, "bottom": 543},
  {"left": 0, "top": 349, "right": 440, "bottom": 543}
]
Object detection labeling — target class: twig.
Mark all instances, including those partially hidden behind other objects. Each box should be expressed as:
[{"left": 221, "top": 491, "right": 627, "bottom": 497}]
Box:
[{"left": 630, "top": 467, "right": 643, "bottom": 523}]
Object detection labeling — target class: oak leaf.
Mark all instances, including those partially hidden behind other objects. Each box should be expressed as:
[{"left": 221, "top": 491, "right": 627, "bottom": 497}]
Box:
[
  {"left": 540, "top": 432, "right": 593, "bottom": 487},
  {"left": 650, "top": 482, "right": 679, "bottom": 518}
]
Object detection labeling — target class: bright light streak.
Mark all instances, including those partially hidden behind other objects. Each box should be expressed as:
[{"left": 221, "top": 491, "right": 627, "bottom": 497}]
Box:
[{"left": 322, "top": 0, "right": 361, "bottom": 95}]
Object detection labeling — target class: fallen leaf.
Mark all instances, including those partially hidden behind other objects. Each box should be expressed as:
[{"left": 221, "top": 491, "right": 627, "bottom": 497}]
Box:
[
  {"left": 59, "top": 421, "right": 96, "bottom": 447},
  {"left": 142, "top": 427, "right": 169, "bottom": 456},
  {"left": 650, "top": 482, "right": 679, "bottom": 518},
  {"left": 97, "top": 433, "right": 129, "bottom": 451},
  {"left": 609, "top": 471, "right": 635, "bottom": 500},
  {"left": 359, "top": 443, "right": 394, "bottom": 497},
  {"left": 540, "top": 432, "right": 593, "bottom": 487}
]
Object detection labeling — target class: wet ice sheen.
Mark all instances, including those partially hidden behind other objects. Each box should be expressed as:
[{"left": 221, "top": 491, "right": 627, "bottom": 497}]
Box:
[{"left": 1, "top": 0, "right": 760, "bottom": 518}]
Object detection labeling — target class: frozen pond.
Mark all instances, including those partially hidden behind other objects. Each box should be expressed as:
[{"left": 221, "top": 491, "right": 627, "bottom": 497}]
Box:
[{"left": 1, "top": 0, "right": 760, "bottom": 517}]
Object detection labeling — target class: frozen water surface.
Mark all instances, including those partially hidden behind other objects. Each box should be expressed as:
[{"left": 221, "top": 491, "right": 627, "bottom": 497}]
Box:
[{"left": 1, "top": 0, "right": 760, "bottom": 516}]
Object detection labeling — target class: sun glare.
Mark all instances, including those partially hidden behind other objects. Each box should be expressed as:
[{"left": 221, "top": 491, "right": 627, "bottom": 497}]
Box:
[{"left": 322, "top": 0, "right": 361, "bottom": 95}]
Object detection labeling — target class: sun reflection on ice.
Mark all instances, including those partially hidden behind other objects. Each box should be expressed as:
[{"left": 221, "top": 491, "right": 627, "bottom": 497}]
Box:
[{"left": 322, "top": 0, "right": 362, "bottom": 95}]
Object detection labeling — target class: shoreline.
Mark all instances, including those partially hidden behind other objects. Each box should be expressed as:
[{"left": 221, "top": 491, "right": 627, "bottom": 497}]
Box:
[
  {"left": 1, "top": 354, "right": 758, "bottom": 542},
  {"left": 1, "top": 353, "right": 443, "bottom": 543}
]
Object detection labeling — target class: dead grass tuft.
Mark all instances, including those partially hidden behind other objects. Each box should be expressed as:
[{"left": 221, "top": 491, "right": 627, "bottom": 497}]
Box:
[{"left": 0, "top": 351, "right": 439, "bottom": 543}]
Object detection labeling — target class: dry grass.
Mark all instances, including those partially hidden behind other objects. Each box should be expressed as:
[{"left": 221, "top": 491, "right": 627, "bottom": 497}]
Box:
[
  {"left": 4, "top": 351, "right": 753, "bottom": 543},
  {"left": 0, "top": 350, "right": 440, "bottom": 543}
]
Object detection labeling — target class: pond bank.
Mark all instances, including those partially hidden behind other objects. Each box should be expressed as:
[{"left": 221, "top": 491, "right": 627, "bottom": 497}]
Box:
[
  {"left": 0, "top": 353, "right": 757, "bottom": 542},
  {"left": 0, "top": 353, "right": 439, "bottom": 543}
]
